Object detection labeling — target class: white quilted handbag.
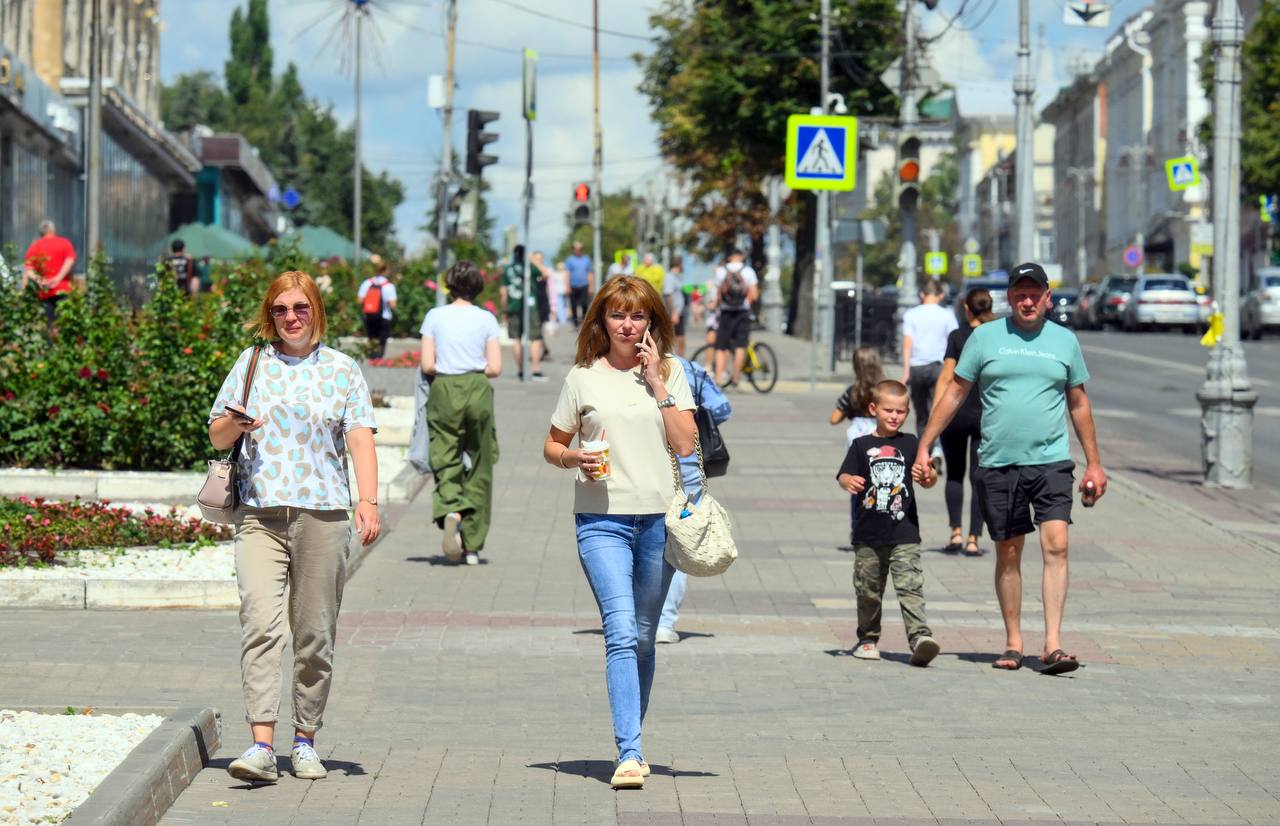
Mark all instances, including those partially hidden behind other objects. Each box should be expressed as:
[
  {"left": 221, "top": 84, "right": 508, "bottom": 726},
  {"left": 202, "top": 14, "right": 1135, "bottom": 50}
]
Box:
[{"left": 663, "top": 436, "right": 738, "bottom": 577}]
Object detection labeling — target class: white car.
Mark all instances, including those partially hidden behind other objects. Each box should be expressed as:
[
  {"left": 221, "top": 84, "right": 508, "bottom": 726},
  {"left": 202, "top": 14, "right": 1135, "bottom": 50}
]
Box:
[
  {"left": 1121, "top": 274, "right": 1201, "bottom": 332},
  {"left": 1243, "top": 268, "right": 1280, "bottom": 339}
]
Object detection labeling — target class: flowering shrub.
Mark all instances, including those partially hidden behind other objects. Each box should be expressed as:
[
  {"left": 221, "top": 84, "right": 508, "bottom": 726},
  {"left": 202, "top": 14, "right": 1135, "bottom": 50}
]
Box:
[
  {"left": 367, "top": 350, "right": 421, "bottom": 368},
  {"left": 0, "top": 496, "right": 231, "bottom": 567}
]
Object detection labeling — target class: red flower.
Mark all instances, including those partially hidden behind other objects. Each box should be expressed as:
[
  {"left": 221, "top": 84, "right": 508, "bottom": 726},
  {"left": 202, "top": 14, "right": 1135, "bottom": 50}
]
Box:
[
  {"left": 97, "top": 368, "right": 109, "bottom": 381},
  {"left": 78, "top": 366, "right": 92, "bottom": 379},
  {"left": 139, "top": 397, "right": 150, "bottom": 406},
  {"left": 96, "top": 402, "right": 111, "bottom": 414},
  {"left": 3, "top": 391, "right": 13, "bottom": 401},
  {"left": 182, "top": 347, "right": 193, "bottom": 355},
  {"left": 47, "top": 405, "right": 60, "bottom": 418}
]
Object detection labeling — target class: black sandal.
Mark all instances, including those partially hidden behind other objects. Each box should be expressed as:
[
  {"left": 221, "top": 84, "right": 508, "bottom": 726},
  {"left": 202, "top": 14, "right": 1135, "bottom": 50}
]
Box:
[
  {"left": 1039, "top": 649, "right": 1080, "bottom": 675},
  {"left": 963, "top": 540, "right": 982, "bottom": 556},
  {"left": 992, "top": 649, "right": 1023, "bottom": 670}
]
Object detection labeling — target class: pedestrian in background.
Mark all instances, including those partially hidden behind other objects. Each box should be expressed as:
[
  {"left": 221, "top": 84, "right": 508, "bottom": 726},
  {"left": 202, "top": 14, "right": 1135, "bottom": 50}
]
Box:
[
  {"left": 933, "top": 288, "right": 995, "bottom": 556},
  {"left": 550, "top": 259, "right": 569, "bottom": 326},
  {"left": 543, "top": 276, "right": 696, "bottom": 790},
  {"left": 500, "top": 245, "right": 546, "bottom": 381},
  {"left": 565, "top": 241, "right": 593, "bottom": 328},
  {"left": 837, "top": 379, "right": 941, "bottom": 666},
  {"left": 635, "top": 252, "right": 666, "bottom": 295},
  {"left": 708, "top": 249, "right": 759, "bottom": 388},
  {"left": 916, "top": 262, "right": 1108, "bottom": 675},
  {"left": 421, "top": 261, "right": 503, "bottom": 566},
  {"left": 663, "top": 256, "right": 688, "bottom": 357},
  {"left": 357, "top": 256, "right": 397, "bottom": 359},
  {"left": 607, "top": 252, "right": 635, "bottom": 280},
  {"left": 164, "top": 239, "right": 197, "bottom": 295},
  {"left": 314, "top": 259, "right": 334, "bottom": 295},
  {"left": 830, "top": 346, "right": 885, "bottom": 549},
  {"left": 656, "top": 354, "right": 732, "bottom": 644},
  {"left": 21, "top": 219, "right": 76, "bottom": 328},
  {"left": 209, "top": 270, "right": 380, "bottom": 784},
  {"left": 900, "top": 279, "right": 957, "bottom": 471}
]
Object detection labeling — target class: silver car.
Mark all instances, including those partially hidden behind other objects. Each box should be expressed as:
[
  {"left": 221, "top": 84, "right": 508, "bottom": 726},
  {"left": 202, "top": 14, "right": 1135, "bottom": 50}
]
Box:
[
  {"left": 1243, "top": 268, "right": 1280, "bottom": 339},
  {"left": 1121, "top": 274, "right": 1200, "bottom": 332}
]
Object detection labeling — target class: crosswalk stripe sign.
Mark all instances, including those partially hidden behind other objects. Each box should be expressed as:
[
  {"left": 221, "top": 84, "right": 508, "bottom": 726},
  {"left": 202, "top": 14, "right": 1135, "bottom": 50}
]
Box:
[
  {"left": 1165, "top": 156, "right": 1200, "bottom": 192},
  {"left": 962, "top": 254, "right": 983, "bottom": 277},
  {"left": 785, "top": 114, "right": 858, "bottom": 192}
]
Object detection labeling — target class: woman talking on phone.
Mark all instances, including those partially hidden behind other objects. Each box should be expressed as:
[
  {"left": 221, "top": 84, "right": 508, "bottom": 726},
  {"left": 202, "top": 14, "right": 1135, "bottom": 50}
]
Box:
[
  {"left": 207, "top": 270, "right": 380, "bottom": 784},
  {"left": 543, "top": 276, "right": 696, "bottom": 790}
]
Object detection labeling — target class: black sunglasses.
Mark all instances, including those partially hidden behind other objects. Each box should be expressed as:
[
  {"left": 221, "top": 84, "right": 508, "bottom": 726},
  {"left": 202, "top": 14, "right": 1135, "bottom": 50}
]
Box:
[{"left": 270, "top": 302, "right": 312, "bottom": 320}]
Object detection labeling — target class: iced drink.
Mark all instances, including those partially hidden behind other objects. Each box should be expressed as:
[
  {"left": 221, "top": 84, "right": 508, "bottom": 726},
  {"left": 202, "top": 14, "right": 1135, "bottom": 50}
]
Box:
[{"left": 580, "top": 438, "right": 610, "bottom": 481}]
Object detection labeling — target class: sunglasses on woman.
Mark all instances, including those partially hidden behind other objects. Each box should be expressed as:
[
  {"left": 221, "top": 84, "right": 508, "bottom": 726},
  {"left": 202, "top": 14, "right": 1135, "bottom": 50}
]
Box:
[{"left": 270, "top": 302, "right": 312, "bottom": 320}]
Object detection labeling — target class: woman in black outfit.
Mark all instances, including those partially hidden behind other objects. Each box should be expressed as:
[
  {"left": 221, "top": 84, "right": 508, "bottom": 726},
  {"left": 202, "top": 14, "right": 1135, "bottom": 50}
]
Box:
[{"left": 934, "top": 289, "right": 995, "bottom": 556}]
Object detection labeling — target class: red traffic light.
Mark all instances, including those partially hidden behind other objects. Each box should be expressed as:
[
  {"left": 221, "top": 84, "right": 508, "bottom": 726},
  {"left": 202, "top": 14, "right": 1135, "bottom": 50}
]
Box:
[
  {"left": 574, "top": 183, "right": 591, "bottom": 203},
  {"left": 898, "top": 160, "right": 920, "bottom": 184}
]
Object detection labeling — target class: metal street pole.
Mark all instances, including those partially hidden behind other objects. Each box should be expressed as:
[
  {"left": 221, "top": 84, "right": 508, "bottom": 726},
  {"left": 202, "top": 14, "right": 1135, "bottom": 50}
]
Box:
[
  {"left": 895, "top": 0, "right": 920, "bottom": 358},
  {"left": 353, "top": 9, "right": 364, "bottom": 269},
  {"left": 86, "top": 0, "right": 103, "bottom": 256},
  {"left": 809, "top": 0, "right": 832, "bottom": 391},
  {"left": 854, "top": 242, "right": 864, "bottom": 350},
  {"left": 1197, "top": 0, "right": 1256, "bottom": 488},
  {"left": 1066, "top": 167, "right": 1091, "bottom": 285},
  {"left": 1013, "top": 0, "right": 1035, "bottom": 263},
  {"left": 762, "top": 176, "right": 785, "bottom": 334},
  {"left": 520, "top": 49, "right": 537, "bottom": 383},
  {"left": 591, "top": 0, "right": 603, "bottom": 293},
  {"left": 434, "top": 0, "right": 457, "bottom": 307}
]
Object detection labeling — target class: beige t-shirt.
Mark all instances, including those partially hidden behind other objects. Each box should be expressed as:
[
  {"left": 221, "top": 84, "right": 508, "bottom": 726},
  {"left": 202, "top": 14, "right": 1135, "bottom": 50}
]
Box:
[{"left": 551, "top": 357, "right": 697, "bottom": 514}]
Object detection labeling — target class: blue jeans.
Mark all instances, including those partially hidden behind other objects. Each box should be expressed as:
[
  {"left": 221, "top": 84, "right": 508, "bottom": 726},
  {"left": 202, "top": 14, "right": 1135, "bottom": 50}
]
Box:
[{"left": 575, "top": 512, "right": 674, "bottom": 764}]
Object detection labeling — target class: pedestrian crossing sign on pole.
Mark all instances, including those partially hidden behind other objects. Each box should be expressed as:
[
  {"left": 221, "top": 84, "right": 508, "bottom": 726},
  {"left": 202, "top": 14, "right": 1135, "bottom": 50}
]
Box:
[
  {"left": 924, "top": 251, "right": 948, "bottom": 276},
  {"left": 1165, "top": 156, "right": 1200, "bottom": 192},
  {"left": 962, "top": 254, "right": 983, "bottom": 277},
  {"left": 785, "top": 114, "right": 858, "bottom": 191}
]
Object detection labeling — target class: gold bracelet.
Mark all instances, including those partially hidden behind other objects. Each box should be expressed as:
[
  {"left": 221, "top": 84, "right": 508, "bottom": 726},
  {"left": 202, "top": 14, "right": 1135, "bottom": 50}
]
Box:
[{"left": 558, "top": 448, "right": 572, "bottom": 469}]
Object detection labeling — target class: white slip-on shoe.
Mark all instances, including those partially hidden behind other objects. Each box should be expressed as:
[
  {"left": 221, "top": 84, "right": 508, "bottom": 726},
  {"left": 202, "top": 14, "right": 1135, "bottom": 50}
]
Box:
[{"left": 442, "top": 512, "right": 463, "bottom": 562}]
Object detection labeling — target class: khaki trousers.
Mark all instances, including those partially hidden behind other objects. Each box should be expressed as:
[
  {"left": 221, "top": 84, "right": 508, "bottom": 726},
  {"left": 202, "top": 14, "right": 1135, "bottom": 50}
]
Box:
[{"left": 234, "top": 506, "right": 351, "bottom": 732}]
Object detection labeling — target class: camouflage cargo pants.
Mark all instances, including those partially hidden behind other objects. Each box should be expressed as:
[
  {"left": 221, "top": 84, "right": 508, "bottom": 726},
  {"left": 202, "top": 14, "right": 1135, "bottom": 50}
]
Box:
[{"left": 853, "top": 543, "right": 932, "bottom": 645}]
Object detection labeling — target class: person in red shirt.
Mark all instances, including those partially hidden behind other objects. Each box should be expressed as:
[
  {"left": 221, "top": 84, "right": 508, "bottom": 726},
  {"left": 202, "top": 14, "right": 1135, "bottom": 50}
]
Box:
[{"left": 22, "top": 220, "right": 77, "bottom": 326}]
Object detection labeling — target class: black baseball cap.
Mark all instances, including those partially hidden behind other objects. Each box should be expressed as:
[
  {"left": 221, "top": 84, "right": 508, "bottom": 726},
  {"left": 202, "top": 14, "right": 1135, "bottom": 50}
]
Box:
[{"left": 1008, "top": 262, "right": 1049, "bottom": 289}]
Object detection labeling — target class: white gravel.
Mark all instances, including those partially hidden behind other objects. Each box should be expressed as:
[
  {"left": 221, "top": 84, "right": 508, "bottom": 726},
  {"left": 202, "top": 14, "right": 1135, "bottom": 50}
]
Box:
[
  {"left": 0, "top": 544, "right": 234, "bottom": 581},
  {"left": 0, "top": 709, "right": 163, "bottom": 825}
]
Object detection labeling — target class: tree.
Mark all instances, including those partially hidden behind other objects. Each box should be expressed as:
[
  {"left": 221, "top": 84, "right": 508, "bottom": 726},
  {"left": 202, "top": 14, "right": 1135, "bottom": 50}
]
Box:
[
  {"left": 159, "top": 71, "right": 232, "bottom": 133},
  {"left": 1241, "top": 2, "right": 1280, "bottom": 203},
  {"left": 640, "top": 0, "right": 903, "bottom": 336},
  {"left": 225, "top": 0, "right": 273, "bottom": 108}
]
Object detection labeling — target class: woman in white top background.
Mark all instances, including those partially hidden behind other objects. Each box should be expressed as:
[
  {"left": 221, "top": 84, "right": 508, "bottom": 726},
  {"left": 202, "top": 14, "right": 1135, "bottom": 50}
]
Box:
[
  {"left": 544, "top": 276, "right": 696, "bottom": 790},
  {"left": 208, "top": 270, "right": 380, "bottom": 784},
  {"left": 420, "top": 261, "right": 503, "bottom": 565}
]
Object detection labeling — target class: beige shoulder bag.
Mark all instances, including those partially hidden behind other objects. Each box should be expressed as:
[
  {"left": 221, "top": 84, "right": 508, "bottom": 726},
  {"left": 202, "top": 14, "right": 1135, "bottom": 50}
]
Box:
[
  {"left": 197, "top": 347, "right": 262, "bottom": 524},
  {"left": 663, "top": 435, "right": 738, "bottom": 577}
]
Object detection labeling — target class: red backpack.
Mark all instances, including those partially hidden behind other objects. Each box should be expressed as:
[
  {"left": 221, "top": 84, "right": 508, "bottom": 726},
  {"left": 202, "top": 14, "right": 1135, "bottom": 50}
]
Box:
[{"left": 362, "top": 280, "right": 383, "bottom": 315}]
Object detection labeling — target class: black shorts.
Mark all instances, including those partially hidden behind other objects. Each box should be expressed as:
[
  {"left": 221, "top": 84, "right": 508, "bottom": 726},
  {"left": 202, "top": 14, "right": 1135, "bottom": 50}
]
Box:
[
  {"left": 977, "top": 460, "right": 1074, "bottom": 541},
  {"left": 714, "top": 309, "right": 751, "bottom": 351}
]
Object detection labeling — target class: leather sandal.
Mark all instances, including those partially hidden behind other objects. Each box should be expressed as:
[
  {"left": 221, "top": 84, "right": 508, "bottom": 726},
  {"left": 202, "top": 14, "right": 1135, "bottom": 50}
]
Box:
[{"left": 611, "top": 759, "right": 644, "bottom": 789}]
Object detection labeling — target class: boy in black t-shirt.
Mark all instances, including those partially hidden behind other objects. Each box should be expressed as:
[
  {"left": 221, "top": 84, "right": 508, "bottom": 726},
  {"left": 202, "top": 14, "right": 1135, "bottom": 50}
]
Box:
[{"left": 837, "top": 380, "right": 941, "bottom": 666}]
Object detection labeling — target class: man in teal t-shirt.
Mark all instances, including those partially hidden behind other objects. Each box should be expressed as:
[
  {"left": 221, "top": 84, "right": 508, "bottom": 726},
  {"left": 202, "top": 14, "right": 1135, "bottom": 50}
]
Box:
[{"left": 916, "top": 262, "right": 1108, "bottom": 677}]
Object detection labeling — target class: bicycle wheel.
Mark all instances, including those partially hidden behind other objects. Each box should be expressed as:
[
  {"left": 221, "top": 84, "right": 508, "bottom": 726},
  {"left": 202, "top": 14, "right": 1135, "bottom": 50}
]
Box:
[
  {"left": 690, "top": 343, "right": 714, "bottom": 374},
  {"left": 747, "top": 342, "right": 778, "bottom": 393}
]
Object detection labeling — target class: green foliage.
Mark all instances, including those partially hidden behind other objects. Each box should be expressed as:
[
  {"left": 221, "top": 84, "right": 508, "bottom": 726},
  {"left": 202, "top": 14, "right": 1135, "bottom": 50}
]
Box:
[
  {"left": 858, "top": 151, "right": 961, "bottom": 287},
  {"left": 1241, "top": 1, "right": 1280, "bottom": 203},
  {"left": 160, "top": 4, "right": 405, "bottom": 252},
  {"left": 0, "top": 497, "right": 229, "bottom": 567}
]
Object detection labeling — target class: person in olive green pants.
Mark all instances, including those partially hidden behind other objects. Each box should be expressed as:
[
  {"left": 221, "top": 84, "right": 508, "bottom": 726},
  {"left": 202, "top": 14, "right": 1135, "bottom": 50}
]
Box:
[{"left": 419, "top": 262, "right": 503, "bottom": 565}]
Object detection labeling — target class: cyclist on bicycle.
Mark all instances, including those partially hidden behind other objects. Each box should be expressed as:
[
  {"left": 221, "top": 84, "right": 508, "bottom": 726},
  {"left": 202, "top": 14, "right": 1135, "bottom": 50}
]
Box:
[{"left": 708, "top": 248, "right": 759, "bottom": 389}]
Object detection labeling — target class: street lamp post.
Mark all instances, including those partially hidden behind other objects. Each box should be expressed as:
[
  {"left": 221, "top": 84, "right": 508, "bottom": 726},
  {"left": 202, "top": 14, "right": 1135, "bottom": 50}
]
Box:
[
  {"left": 1196, "top": 0, "right": 1256, "bottom": 488},
  {"left": 1013, "top": 0, "right": 1035, "bottom": 263}
]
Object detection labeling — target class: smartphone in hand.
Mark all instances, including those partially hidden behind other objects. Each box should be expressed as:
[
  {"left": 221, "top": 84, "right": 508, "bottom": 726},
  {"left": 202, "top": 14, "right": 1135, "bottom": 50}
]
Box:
[{"left": 225, "top": 405, "right": 254, "bottom": 423}]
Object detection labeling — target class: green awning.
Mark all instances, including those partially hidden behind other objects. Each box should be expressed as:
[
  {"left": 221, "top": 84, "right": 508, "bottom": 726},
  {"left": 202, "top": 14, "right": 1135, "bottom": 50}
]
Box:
[
  {"left": 274, "top": 225, "right": 372, "bottom": 262},
  {"left": 165, "top": 222, "right": 259, "bottom": 260}
]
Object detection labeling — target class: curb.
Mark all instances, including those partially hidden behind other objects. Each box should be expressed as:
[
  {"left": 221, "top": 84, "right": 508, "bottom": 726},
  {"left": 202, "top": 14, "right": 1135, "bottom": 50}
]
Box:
[{"left": 64, "top": 706, "right": 220, "bottom": 826}]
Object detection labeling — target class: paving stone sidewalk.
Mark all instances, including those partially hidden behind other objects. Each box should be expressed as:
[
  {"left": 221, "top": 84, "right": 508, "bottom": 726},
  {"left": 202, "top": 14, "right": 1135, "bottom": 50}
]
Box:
[{"left": 3, "top": 330, "right": 1279, "bottom": 825}]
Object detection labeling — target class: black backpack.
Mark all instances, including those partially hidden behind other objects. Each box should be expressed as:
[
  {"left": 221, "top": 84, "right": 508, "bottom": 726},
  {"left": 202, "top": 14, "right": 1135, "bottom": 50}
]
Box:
[{"left": 721, "top": 267, "right": 748, "bottom": 306}]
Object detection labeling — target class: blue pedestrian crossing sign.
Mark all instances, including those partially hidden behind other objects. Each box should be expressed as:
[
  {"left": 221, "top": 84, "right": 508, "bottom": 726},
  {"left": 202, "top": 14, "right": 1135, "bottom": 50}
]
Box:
[
  {"left": 785, "top": 114, "right": 858, "bottom": 191},
  {"left": 1165, "top": 156, "right": 1200, "bottom": 192}
]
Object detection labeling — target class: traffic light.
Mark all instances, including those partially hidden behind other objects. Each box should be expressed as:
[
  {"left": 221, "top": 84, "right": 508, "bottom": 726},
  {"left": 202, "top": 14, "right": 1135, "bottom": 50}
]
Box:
[
  {"left": 445, "top": 186, "right": 470, "bottom": 236},
  {"left": 573, "top": 182, "right": 591, "bottom": 225},
  {"left": 465, "top": 109, "right": 499, "bottom": 176},
  {"left": 897, "top": 134, "right": 922, "bottom": 213}
]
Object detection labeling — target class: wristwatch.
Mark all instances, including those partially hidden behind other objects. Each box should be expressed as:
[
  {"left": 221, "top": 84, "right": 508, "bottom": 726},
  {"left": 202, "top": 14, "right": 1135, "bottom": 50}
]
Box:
[
  {"left": 657, "top": 394, "right": 677, "bottom": 409},
  {"left": 360, "top": 496, "right": 378, "bottom": 505}
]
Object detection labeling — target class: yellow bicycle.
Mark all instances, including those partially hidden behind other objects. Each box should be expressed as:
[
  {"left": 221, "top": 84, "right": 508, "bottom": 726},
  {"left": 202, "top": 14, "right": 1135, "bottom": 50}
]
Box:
[{"left": 690, "top": 339, "right": 779, "bottom": 393}]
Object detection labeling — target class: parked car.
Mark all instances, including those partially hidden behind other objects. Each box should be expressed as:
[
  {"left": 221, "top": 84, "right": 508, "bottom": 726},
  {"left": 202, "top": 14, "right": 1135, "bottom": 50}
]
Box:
[
  {"left": 1073, "top": 282, "right": 1104, "bottom": 330},
  {"left": 1098, "top": 275, "right": 1139, "bottom": 328},
  {"left": 1049, "top": 289, "right": 1079, "bottom": 327},
  {"left": 1121, "top": 274, "right": 1201, "bottom": 332},
  {"left": 1243, "top": 267, "right": 1280, "bottom": 339}
]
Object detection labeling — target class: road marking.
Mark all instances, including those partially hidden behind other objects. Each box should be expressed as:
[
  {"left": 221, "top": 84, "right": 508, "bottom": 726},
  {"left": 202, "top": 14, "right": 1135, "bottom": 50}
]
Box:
[
  {"left": 1170, "top": 406, "right": 1280, "bottom": 417},
  {"left": 1093, "top": 409, "right": 1141, "bottom": 418},
  {"left": 1081, "top": 343, "right": 1274, "bottom": 388}
]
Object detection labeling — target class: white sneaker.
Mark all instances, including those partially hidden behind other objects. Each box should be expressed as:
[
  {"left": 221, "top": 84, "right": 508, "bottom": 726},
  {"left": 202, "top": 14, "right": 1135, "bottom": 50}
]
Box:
[
  {"left": 442, "top": 512, "right": 463, "bottom": 562},
  {"left": 227, "top": 744, "right": 279, "bottom": 783},
  {"left": 852, "top": 641, "right": 880, "bottom": 660},
  {"left": 464, "top": 551, "right": 480, "bottom": 566},
  {"left": 655, "top": 626, "right": 680, "bottom": 644},
  {"left": 910, "top": 635, "right": 941, "bottom": 667},
  {"left": 290, "top": 741, "right": 327, "bottom": 780}
]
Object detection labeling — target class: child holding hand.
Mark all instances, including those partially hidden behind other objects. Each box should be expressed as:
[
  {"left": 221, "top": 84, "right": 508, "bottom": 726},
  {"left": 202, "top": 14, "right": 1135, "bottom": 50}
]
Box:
[{"left": 837, "top": 379, "right": 941, "bottom": 666}]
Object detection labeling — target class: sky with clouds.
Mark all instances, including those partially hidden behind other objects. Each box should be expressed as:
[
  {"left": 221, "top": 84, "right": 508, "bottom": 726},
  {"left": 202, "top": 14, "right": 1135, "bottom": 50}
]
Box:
[{"left": 158, "top": 0, "right": 1129, "bottom": 257}]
